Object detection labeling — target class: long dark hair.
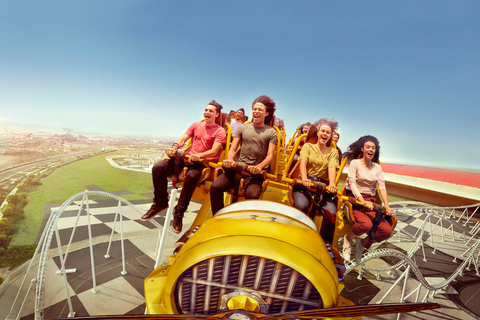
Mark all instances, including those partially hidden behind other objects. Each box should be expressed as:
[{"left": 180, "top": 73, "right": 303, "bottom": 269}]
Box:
[{"left": 346, "top": 135, "right": 381, "bottom": 163}]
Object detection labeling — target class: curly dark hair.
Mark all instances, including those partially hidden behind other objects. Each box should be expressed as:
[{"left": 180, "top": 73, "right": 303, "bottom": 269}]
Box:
[
  {"left": 346, "top": 135, "right": 381, "bottom": 163},
  {"left": 252, "top": 95, "right": 276, "bottom": 125},
  {"left": 313, "top": 118, "right": 338, "bottom": 147},
  {"left": 208, "top": 100, "right": 223, "bottom": 114}
]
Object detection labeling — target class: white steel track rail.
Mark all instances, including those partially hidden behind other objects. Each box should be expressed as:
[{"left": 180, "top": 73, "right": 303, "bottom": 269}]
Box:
[
  {"left": 5, "top": 190, "right": 180, "bottom": 320},
  {"left": 343, "top": 203, "right": 480, "bottom": 319}
]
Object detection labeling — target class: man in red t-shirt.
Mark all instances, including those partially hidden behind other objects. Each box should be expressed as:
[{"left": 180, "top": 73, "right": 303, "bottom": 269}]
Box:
[{"left": 141, "top": 100, "right": 226, "bottom": 234}]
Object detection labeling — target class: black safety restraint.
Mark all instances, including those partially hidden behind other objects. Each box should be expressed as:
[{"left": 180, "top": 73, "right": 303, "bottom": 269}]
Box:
[
  {"left": 368, "top": 205, "right": 384, "bottom": 241},
  {"left": 172, "top": 151, "right": 183, "bottom": 189},
  {"left": 232, "top": 163, "right": 245, "bottom": 203}
]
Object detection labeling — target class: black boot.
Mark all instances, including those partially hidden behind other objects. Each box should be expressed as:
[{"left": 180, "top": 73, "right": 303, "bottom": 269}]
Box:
[{"left": 171, "top": 212, "right": 183, "bottom": 234}]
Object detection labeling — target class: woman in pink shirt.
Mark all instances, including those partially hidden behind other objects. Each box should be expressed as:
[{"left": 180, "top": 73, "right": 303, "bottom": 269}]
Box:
[{"left": 342, "top": 135, "right": 394, "bottom": 263}]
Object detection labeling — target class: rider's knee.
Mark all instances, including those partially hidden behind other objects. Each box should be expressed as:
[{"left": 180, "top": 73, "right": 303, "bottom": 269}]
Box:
[
  {"left": 322, "top": 200, "right": 337, "bottom": 217},
  {"left": 245, "top": 184, "right": 261, "bottom": 199},
  {"left": 152, "top": 159, "right": 170, "bottom": 175},
  {"left": 292, "top": 189, "right": 310, "bottom": 213},
  {"left": 363, "top": 219, "right": 373, "bottom": 231},
  {"left": 293, "top": 199, "right": 309, "bottom": 213},
  {"left": 375, "top": 222, "right": 392, "bottom": 242},
  {"left": 354, "top": 219, "right": 373, "bottom": 234},
  {"left": 210, "top": 177, "right": 227, "bottom": 195},
  {"left": 185, "top": 168, "right": 201, "bottom": 181}
]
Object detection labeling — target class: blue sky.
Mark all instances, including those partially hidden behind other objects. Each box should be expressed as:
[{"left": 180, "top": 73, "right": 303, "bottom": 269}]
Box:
[{"left": 1, "top": 1, "right": 479, "bottom": 170}]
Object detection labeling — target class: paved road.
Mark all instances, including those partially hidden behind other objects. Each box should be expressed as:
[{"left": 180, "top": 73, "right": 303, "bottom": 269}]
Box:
[{"left": 0, "top": 151, "right": 98, "bottom": 183}]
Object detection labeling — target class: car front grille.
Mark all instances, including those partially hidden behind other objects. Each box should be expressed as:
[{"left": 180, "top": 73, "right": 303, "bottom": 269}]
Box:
[{"left": 174, "top": 255, "right": 323, "bottom": 315}]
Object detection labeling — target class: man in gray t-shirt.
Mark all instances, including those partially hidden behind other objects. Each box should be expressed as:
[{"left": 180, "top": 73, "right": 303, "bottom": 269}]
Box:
[
  {"left": 235, "top": 123, "right": 277, "bottom": 166},
  {"left": 210, "top": 95, "right": 278, "bottom": 215}
]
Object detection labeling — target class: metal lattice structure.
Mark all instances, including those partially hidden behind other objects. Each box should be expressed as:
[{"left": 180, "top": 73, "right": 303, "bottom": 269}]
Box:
[
  {"left": 5, "top": 193, "right": 480, "bottom": 320},
  {"left": 5, "top": 190, "right": 180, "bottom": 320},
  {"left": 342, "top": 203, "right": 480, "bottom": 319}
]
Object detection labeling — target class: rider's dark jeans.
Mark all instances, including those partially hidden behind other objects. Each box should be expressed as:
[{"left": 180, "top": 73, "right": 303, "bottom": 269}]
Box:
[
  {"left": 292, "top": 186, "right": 313, "bottom": 213},
  {"left": 210, "top": 170, "right": 264, "bottom": 215},
  {"left": 152, "top": 158, "right": 204, "bottom": 217},
  {"left": 292, "top": 176, "right": 337, "bottom": 244}
]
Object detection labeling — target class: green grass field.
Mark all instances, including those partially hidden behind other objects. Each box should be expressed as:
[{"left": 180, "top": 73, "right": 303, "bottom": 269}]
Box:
[{"left": 11, "top": 151, "right": 157, "bottom": 245}]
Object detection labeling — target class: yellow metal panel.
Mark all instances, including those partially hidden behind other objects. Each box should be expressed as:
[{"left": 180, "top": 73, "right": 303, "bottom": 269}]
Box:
[
  {"left": 144, "top": 266, "right": 172, "bottom": 314},
  {"left": 145, "top": 235, "right": 340, "bottom": 314},
  {"left": 179, "top": 211, "right": 335, "bottom": 275}
]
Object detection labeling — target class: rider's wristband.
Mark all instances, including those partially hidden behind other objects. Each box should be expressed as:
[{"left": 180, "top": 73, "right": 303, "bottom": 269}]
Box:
[{"left": 172, "top": 143, "right": 180, "bottom": 149}]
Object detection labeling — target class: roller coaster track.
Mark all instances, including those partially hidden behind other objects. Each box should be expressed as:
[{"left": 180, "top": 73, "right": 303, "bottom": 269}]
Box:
[
  {"left": 6, "top": 191, "right": 180, "bottom": 320},
  {"left": 5, "top": 193, "right": 480, "bottom": 320},
  {"left": 343, "top": 203, "right": 480, "bottom": 318}
]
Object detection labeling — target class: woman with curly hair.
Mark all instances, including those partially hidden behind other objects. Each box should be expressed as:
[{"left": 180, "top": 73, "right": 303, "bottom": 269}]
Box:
[
  {"left": 293, "top": 122, "right": 311, "bottom": 148},
  {"left": 342, "top": 135, "right": 394, "bottom": 263},
  {"left": 292, "top": 118, "right": 339, "bottom": 243}
]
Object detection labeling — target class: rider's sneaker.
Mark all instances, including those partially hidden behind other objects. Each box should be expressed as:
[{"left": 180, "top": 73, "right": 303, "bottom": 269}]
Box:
[
  {"left": 141, "top": 203, "right": 168, "bottom": 221},
  {"left": 171, "top": 213, "right": 183, "bottom": 234},
  {"left": 355, "top": 239, "right": 365, "bottom": 264},
  {"left": 342, "top": 235, "right": 351, "bottom": 262}
]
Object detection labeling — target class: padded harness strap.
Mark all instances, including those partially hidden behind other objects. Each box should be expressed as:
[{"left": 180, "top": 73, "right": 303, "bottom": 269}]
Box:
[
  {"left": 368, "top": 205, "right": 384, "bottom": 241},
  {"left": 172, "top": 151, "right": 183, "bottom": 189},
  {"left": 232, "top": 163, "right": 246, "bottom": 203},
  {"left": 309, "top": 175, "right": 335, "bottom": 223},
  {"left": 312, "top": 194, "right": 336, "bottom": 224}
]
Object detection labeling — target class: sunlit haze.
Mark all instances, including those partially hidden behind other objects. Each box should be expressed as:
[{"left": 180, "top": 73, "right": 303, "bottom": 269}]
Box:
[{"left": 1, "top": 1, "right": 479, "bottom": 170}]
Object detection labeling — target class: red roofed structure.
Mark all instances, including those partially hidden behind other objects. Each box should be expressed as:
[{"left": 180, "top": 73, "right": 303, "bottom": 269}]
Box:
[{"left": 381, "top": 163, "right": 480, "bottom": 189}]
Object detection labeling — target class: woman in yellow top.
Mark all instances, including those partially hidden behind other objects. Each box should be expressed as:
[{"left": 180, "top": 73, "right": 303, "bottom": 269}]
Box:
[{"left": 293, "top": 118, "right": 339, "bottom": 243}]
